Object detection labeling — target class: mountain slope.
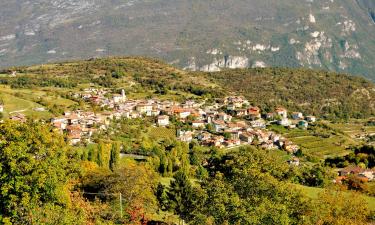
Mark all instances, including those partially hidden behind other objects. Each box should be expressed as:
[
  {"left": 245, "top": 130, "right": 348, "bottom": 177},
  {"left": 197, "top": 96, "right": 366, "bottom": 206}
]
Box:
[
  {"left": 0, "top": 0, "right": 374, "bottom": 80},
  {"left": 1, "top": 57, "right": 374, "bottom": 119}
]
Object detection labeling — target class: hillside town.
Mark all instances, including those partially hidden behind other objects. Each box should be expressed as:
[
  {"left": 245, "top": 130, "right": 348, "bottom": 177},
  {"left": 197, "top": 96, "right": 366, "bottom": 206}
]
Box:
[
  {"left": 46, "top": 89, "right": 318, "bottom": 157},
  {"left": 10, "top": 89, "right": 375, "bottom": 181}
]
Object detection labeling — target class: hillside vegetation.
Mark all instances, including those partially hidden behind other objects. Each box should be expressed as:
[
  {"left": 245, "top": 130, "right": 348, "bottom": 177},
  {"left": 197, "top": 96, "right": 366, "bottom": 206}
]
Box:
[{"left": 1, "top": 57, "right": 373, "bottom": 120}]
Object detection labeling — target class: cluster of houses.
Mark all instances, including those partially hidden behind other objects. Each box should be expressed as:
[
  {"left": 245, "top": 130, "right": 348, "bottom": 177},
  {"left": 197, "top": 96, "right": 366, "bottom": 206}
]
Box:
[
  {"left": 336, "top": 166, "right": 375, "bottom": 183},
  {"left": 51, "top": 111, "right": 110, "bottom": 145},
  {"left": 62, "top": 90, "right": 318, "bottom": 158}
]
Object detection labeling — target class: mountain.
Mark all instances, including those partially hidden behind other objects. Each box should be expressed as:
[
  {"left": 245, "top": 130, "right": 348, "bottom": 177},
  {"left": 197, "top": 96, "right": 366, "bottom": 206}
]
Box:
[
  {"left": 0, "top": 0, "right": 374, "bottom": 80},
  {"left": 1, "top": 57, "right": 374, "bottom": 119}
]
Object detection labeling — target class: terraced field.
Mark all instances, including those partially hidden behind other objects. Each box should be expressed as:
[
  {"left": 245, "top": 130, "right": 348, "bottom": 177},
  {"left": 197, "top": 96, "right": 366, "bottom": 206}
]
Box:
[
  {"left": 330, "top": 122, "right": 375, "bottom": 137},
  {"left": 269, "top": 124, "right": 358, "bottom": 159},
  {"left": 290, "top": 135, "right": 353, "bottom": 158}
]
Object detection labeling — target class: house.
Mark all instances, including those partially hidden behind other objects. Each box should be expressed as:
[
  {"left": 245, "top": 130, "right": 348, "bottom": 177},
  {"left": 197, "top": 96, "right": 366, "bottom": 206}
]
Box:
[
  {"left": 339, "top": 166, "right": 363, "bottom": 176},
  {"left": 276, "top": 107, "right": 288, "bottom": 118},
  {"left": 235, "top": 109, "right": 248, "bottom": 117},
  {"left": 66, "top": 124, "right": 82, "bottom": 145},
  {"left": 68, "top": 133, "right": 81, "bottom": 145},
  {"left": 247, "top": 106, "right": 261, "bottom": 116},
  {"left": 179, "top": 110, "right": 191, "bottom": 119},
  {"left": 261, "top": 140, "right": 275, "bottom": 150},
  {"left": 67, "top": 114, "right": 80, "bottom": 125},
  {"left": 157, "top": 115, "right": 170, "bottom": 126},
  {"left": 278, "top": 118, "right": 291, "bottom": 127},
  {"left": 227, "top": 103, "right": 236, "bottom": 111},
  {"left": 229, "top": 130, "right": 242, "bottom": 140},
  {"left": 136, "top": 104, "right": 153, "bottom": 114},
  {"left": 0, "top": 104, "right": 3, "bottom": 113},
  {"left": 197, "top": 132, "right": 211, "bottom": 141},
  {"left": 225, "top": 139, "right": 241, "bottom": 147},
  {"left": 151, "top": 109, "right": 161, "bottom": 116},
  {"left": 298, "top": 120, "right": 308, "bottom": 129},
  {"left": 291, "top": 112, "right": 303, "bottom": 120},
  {"left": 247, "top": 108, "right": 261, "bottom": 120},
  {"left": 192, "top": 121, "right": 205, "bottom": 128},
  {"left": 113, "top": 94, "right": 124, "bottom": 103},
  {"left": 212, "top": 136, "right": 225, "bottom": 147},
  {"left": 240, "top": 133, "right": 254, "bottom": 143},
  {"left": 218, "top": 112, "right": 232, "bottom": 122},
  {"left": 306, "top": 116, "right": 316, "bottom": 123},
  {"left": 177, "top": 130, "right": 193, "bottom": 142},
  {"left": 250, "top": 119, "right": 266, "bottom": 128},
  {"left": 171, "top": 107, "right": 191, "bottom": 119},
  {"left": 265, "top": 112, "right": 275, "bottom": 120},
  {"left": 212, "top": 120, "right": 226, "bottom": 132},
  {"left": 359, "top": 170, "right": 375, "bottom": 181}
]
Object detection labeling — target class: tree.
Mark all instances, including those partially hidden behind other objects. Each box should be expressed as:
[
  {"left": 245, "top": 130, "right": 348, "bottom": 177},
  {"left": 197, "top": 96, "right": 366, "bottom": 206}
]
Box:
[
  {"left": 166, "top": 171, "right": 197, "bottom": 223},
  {"left": 156, "top": 183, "right": 168, "bottom": 211},
  {"left": 194, "top": 147, "right": 310, "bottom": 224},
  {"left": 96, "top": 143, "right": 104, "bottom": 167},
  {"left": 0, "top": 121, "right": 78, "bottom": 223},
  {"left": 109, "top": 142, "right": 120, "bottom": 171},
  {"left": 309, "top": 188, "right": 370, "bottom": 225},
  {"left": 82, "top": 160, "right": 158, "bottom": 223}
]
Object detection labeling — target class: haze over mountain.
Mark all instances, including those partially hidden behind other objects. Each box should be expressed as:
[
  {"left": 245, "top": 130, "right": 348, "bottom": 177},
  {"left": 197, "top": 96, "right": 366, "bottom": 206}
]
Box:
[{"left": 0, "top": 0, "right": 374, "bottom": 80}]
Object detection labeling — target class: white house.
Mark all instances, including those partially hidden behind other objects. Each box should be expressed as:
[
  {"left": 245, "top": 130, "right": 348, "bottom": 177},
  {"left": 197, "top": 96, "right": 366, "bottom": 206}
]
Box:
[
  {"left": 212, "top": 120, "right": 226, "bottom": 132},
  {"left": 278, "top": 118, "right": 291, "bottom": 126},
  {"left": 276, "top": 107, "right": 288, "bottom": 118},
  {"left": 136, "top": 104, "right": 153, "bottom": 114},
  {"left": 291, "top": 112, "right": 303, "bottom": 120},
  {"left": 218, "top": 112, "right": 232, "bottom": 122},
  {"left": 306, "top": 116, "right": 316, "bottom": 123},
  {"left": 157, "top": 115, "right": 170, "bottom": 126},
  {"left": 179, "top": 110, "right": 191, "bottom": 119},
  {"left": 192, "top": 121, "right": 205, "bottom": 128}
]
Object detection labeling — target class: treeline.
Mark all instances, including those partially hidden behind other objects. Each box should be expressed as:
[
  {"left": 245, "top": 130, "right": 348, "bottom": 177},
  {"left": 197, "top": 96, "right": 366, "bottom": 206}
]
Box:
[
  {"left": 0, "top": 76, "right": 77, "bottom": 89},
  {"left": 325, "top": 145, "right": 375, "bottom": 168},
  {"left": 207, "top": 67, "right": 375, "bottom": 119}
]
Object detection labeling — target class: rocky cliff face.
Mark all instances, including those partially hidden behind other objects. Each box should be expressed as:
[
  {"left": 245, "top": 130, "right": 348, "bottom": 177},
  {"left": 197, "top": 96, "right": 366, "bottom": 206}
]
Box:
[{"left": 0, "top": 0, "right": 374, "bottom": 80}]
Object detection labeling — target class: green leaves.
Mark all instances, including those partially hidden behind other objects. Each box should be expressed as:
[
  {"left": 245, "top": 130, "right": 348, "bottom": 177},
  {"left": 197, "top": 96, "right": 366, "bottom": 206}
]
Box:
[{"left": 0, "top": 121, "right": 76, "bottom": 222}]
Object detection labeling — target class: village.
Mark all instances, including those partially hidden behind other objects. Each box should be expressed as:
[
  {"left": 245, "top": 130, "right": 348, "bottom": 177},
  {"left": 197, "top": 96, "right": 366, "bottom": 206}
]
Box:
[
  {"left": 1, "top": 88, "right": 373, "bottom": 185},
  {"left": 47, "top": 88, "right": 319, "bottom": 161}
]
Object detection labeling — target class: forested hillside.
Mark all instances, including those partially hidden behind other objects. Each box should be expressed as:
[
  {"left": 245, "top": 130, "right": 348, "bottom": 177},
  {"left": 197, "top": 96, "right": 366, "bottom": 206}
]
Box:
[{"left": 1, "top": 57, "right": 374, "bottom": 119}]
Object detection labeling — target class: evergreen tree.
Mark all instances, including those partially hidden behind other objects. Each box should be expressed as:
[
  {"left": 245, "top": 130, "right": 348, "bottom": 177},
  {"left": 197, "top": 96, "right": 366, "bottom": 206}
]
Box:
[
  {"left": 109, "top": 143, "right": 120, "bottom": 171},
  {"left": 156, "top": 183, "right": 168, "bottom": 210},
  {"left": 96, "top": 143, "right": 104, "bottom": 167},
  {"left": 167, "top": 158, "right": 173, "bottom": 176},
  {"left": 166, "top": 171, "right": 196, "bottom": 222},
  {"left": 87, "top": 145, "right": 96, "bottom": 162}
]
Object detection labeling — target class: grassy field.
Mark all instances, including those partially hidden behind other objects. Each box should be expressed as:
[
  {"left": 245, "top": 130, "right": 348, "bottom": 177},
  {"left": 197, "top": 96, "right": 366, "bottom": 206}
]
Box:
[
  {"left": 0, "top": 91, "right": 53, "bottom": 119},
  {"left": 148, "top": 127, "right": 176, "bottom": 140},
  {"left": 295, "top": 184, "right": 375, "bottom": 210},
  {"left": 0, "top": 85, "right": 78, "bottom": 119}
]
